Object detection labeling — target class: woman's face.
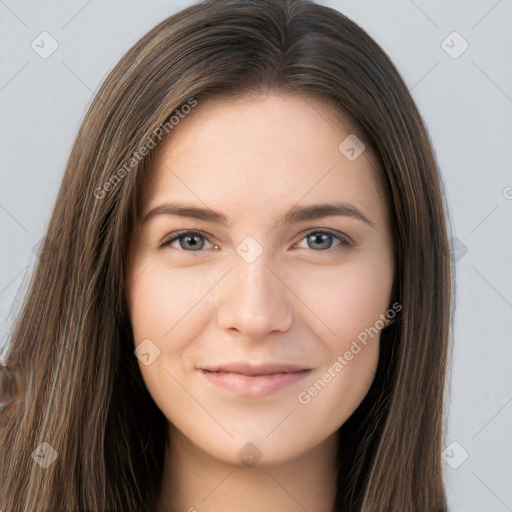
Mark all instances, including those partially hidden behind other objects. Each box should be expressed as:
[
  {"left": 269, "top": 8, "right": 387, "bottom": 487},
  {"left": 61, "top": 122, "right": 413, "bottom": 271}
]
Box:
[{"left": 127, "top": 93, "right": 394, "bottom": 466}]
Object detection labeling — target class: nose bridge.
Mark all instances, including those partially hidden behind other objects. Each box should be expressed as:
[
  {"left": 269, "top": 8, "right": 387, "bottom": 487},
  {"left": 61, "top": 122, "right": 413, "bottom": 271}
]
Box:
[{"left": 215, "top": 242, "right": 293, "bottom": 338}]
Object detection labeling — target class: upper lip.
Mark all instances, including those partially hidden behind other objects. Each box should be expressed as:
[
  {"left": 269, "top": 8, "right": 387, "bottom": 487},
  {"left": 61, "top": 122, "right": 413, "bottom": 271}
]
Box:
[{"left": 201, "top": 363, "right": 311, "bottom": 376}]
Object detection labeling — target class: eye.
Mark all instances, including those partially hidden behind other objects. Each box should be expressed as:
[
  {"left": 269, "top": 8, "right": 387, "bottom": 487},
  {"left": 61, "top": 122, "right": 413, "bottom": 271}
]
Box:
[
  {"left": 159, "top": 229, "right": 351, "bottom": 253},
  {"left": 159, "top": 230, "right": 217, "bottom": 252},
  {"left": 294, "top": 230, "right": 351, "bottom": 251}
]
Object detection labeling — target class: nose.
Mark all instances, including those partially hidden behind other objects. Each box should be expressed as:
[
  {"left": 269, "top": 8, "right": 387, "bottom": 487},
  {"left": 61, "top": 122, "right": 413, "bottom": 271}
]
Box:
[{"left": 215, "top": 252, "right": 294, "bottom": 340}]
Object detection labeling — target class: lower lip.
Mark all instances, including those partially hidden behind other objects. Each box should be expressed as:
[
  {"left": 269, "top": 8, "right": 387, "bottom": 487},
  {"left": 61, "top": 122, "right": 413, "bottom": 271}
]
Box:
[{"left": 201, "top": 369, "right": 311, "bottom": 398}]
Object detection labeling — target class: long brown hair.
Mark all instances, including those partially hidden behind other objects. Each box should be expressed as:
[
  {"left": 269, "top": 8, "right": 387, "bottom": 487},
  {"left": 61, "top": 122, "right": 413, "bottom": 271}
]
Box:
[{"left": 0, "top": 0, "right": 453, "bottom": 510}]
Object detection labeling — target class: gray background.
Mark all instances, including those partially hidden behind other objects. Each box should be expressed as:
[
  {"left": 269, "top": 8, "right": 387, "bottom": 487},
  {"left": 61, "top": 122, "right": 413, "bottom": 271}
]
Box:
[{"left": 1, "top": 1, "right": 511, "bottom": 510}]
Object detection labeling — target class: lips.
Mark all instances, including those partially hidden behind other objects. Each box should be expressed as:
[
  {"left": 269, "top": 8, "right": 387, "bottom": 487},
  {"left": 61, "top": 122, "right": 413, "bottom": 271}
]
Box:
[
  {"left": 201, "top": 362, "right": 310, "bottom": 376},
  {"left": 200, "top": 362, "right": 312, "bottom": 398}
]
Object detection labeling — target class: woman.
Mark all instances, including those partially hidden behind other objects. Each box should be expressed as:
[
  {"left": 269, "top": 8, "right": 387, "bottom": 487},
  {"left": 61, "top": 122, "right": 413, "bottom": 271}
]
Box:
[{"left": 0, "top": 0, "right": 453, "bottom": 510}]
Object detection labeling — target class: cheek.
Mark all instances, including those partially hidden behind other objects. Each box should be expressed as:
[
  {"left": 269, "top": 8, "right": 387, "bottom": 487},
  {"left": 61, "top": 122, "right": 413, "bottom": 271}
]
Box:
[
  {"left": 292, "top": 254, "right": 393, "bottom": 344},
  {"left": 128, "top": 259, "right": 214, "bottom": 346},
  {"left": 300, "top": 342, "right": 380, "bottom": 432},
  {"left": 292, "top": 257, "right": 389, "bottom": 426},
  {"left": 129, "top": 260, "right": 169, "bottom": 343},
  {"left": 127, "top": 259, "right": 210, "bottom": 417}
]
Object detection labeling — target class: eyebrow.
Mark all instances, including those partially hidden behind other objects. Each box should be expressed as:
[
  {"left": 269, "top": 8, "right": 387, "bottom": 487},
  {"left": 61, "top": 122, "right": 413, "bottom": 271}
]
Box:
[{"left": 141, "top": 201, "right": 376, "bottom": 230}]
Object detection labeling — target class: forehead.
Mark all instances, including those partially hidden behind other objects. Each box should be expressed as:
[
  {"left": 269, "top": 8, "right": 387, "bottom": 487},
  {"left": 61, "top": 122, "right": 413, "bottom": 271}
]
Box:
[{"left": 141, "top": 93, "right": 387, "bottom": 227}]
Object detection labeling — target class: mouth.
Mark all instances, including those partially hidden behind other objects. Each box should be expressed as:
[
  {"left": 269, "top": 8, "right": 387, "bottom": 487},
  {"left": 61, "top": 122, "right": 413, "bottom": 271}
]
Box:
[
  {"left": 200, "top": 363, "right": 312, "bottom": 398},
  {"left": 201, "top": 362, "right": 311, "bottom": 376}
]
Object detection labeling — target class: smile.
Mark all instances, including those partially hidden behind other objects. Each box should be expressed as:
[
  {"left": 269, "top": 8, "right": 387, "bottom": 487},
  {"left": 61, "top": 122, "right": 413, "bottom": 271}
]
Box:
[{"left": 200, "top": 367, "right": 312, "bottom": 398}]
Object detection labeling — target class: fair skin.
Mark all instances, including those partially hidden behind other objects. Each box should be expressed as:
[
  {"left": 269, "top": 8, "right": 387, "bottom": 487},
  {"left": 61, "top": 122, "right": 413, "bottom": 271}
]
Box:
[{"left": 126, "top": 93, "right": 394, "bottom": 512}]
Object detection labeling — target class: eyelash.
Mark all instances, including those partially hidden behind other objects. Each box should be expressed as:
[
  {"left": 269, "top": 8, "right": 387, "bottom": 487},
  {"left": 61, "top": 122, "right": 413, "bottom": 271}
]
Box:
[{"left": 159, "top": 229, "right": 352, "bottom": 254}]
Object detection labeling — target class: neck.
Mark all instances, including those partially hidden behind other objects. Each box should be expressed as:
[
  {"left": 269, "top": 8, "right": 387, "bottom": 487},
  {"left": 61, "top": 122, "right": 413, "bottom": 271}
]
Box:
[{"left": 156, "top": 426, "right": 339, "bottom": 512}]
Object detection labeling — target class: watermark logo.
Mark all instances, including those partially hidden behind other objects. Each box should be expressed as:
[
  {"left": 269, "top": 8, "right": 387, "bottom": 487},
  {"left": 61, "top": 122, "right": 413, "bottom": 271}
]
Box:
[
  {"left": 134, "top": 338, "right": 161, "bottom": 366},
  {"left": 31, "top": 31, "right": 59, "bottom": 59},
  {"left": 94, "top": 98, "right": 198, "bottom": 200},
  {"left": 236, "top": 236, "right": 263, "bottom": 264},
  {"left": 297, "top": 302, "right": 401, "bottom": 405},
  {"left": 31, "top": 442, "right": 59, "bottom": 468},
  {"left": 32, "top": 236, "right": 58, "bottom": 264},
  {"left": 338, "top": 134, "right": 366, "bottom": 161},
  {"left": 450, "top": 236, "right": 468, "bottom": 263},
  {"left": 442, "top": 441, "right": 469, "bottom": 469},
  {"left": 441, "top": 31, "right": 469, "bottom": 59},
  {"left": 237, "top": 442, "right": 262, "bottom": 467}
]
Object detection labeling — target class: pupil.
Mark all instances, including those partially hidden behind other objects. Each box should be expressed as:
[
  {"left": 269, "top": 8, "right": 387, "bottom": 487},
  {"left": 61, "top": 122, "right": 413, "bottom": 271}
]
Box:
[
  {"left": 187, "top": 235, "right": 197, "bottom": 246},
  {"left": 185, "top": 235, "right": 201, "bottom": 250},
  {"left": 310, "top": 233, "right": 330, "bottom": 249}
]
